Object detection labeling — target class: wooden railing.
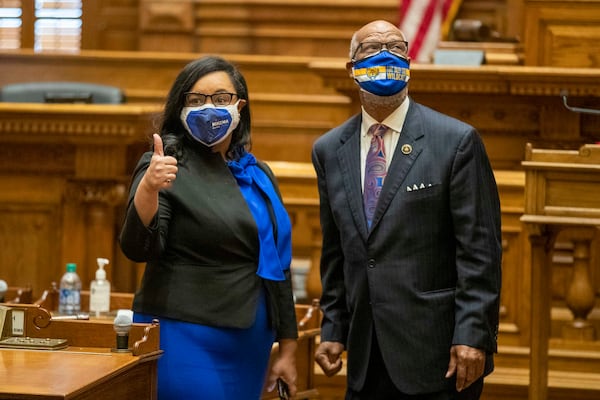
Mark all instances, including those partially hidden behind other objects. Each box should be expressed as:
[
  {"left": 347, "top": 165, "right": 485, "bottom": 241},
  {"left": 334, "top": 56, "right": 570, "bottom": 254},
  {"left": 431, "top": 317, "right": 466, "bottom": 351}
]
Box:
[{"left": 520, "top": 143, "right": 600, "bottom": 399}]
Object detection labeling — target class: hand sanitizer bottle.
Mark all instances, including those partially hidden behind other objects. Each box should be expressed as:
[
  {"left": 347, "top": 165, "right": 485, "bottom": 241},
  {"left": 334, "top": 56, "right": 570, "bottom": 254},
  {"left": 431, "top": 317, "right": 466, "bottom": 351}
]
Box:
[{"left": 90, "top": 258, "right": 111, "bottom": 317}]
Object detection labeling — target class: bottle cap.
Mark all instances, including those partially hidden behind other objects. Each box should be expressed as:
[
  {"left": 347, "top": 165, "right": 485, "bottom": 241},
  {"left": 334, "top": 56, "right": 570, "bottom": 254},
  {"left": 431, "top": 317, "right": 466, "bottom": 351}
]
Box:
[{"left": 66, "top": 263, "right": 77, "bottom": 273}]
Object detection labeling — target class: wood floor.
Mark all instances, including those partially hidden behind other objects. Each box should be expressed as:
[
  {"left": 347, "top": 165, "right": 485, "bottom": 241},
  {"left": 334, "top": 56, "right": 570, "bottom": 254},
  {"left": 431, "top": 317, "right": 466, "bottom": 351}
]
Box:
[{"left": 310, "top": 365, "right": 600, "bottom": 400}]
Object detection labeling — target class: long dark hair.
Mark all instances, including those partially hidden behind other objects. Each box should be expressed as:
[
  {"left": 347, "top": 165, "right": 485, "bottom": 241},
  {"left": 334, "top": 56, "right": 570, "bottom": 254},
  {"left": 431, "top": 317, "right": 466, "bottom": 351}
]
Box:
[{"left": 158, "top": 55, "right": 252, "bottom": 161}]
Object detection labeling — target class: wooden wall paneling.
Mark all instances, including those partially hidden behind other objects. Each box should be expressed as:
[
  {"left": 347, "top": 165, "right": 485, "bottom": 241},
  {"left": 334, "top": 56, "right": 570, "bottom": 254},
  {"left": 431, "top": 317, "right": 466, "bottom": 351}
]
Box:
[
  {"left": 524, "top": 0, "right": 600, "bottom": 67},
  {"left": 138, "top": 0, "right": 195, "bottom": 52},
  {"left": 135, "top": 0, "right": 518, "bottom": 58},
  {"left": 505, "top": 0, "right": 526, "bottom": 41},
  {"left": 411, "top": 92, "right": 539, "bottom": 170},
  {"left": 456, "top": 0, "right": 512, "bottom": 37},
  {"left": 494, "top": 171, "right": 530, "bottom": 348},
  {"left": 0, "top": 50, "right": 351, "bottom": 162},
  {"left": 70, "top": 0, "right": 529, "bottom": 58},
  {"left": 0, "top": 176, "right": 63, "bottom": 297},
  {"left": 309, "top": 59, "right": 600, "bottom": 169},
  {"left": 82, "top": 0, "right": 140, "bottom": 51},
  {"left": 249, "top": 93, "right": 351, "bottom": 162},
  {"left": 0, "top": 50, "right": 185, "bottom": 104},
  {"left": 0, "top": 103, "right": 160, "bottom": 296}
]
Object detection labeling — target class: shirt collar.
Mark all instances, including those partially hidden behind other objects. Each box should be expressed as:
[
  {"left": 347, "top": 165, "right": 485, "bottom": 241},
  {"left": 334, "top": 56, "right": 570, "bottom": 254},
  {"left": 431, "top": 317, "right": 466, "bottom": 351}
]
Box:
[{"left": 361, "top": 97, "right": 410, "bottom": 137}]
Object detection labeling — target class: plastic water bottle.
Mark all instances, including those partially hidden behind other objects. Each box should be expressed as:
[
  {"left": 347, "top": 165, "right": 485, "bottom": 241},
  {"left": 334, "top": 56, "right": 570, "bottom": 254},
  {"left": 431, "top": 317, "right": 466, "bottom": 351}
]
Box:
[{"left": 58, "top": 262, "right": 82, "bottom": 315}]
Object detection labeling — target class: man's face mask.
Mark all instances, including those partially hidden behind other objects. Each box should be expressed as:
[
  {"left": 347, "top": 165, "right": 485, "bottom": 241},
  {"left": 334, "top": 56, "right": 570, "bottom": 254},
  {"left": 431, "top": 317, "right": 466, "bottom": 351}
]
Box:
[
  {"left": 351, "top": 51, "right": 410, "bottom": 96},
  {"left": 180, "top": 101, "right": 241, "bottom": 147}
]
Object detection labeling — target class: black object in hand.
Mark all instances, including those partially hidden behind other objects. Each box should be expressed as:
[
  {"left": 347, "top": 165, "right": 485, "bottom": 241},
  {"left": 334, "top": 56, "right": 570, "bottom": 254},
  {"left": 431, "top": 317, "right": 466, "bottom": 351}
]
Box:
[{"left": 276, "top": 378, "right": 289, "bottom": 400}]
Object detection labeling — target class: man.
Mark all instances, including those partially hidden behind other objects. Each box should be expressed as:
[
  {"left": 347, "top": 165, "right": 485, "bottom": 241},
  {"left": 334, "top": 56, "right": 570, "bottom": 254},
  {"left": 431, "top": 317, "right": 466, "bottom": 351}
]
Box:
[{"left": 311, "top": 20, "right": 502, "bottom": 400}]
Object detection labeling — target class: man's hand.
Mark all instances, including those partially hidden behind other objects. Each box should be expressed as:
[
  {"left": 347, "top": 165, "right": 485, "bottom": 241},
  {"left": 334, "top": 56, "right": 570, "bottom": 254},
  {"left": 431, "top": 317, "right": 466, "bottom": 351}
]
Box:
[
  {"left": 445, "top": 345, "right": 485, "bottom": 392},
  {"left": 315, "top": 341, "right": 344, "bottom": 377}
]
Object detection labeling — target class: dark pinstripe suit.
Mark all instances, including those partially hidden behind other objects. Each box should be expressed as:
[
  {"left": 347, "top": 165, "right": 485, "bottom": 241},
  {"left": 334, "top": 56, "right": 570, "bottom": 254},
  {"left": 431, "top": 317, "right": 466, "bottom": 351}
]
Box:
[{"left": 311, "top": 98, "right": 502, "bottom": 395}]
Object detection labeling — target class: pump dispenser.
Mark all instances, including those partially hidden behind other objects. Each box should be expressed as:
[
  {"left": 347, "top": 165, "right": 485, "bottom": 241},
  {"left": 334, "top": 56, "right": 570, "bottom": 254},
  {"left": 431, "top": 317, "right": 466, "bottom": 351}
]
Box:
[{"left": 90, "top": 258, "right": 111, "bottom": 317}]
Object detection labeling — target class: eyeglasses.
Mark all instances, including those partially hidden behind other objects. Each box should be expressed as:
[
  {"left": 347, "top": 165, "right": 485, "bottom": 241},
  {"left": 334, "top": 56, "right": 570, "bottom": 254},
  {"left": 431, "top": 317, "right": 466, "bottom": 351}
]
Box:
[
  {"left": 352, "top": 40, "right": 409, "bottom": 61},
  {"left": 184, "top": 92, "right": 238, "bottom": 107}
]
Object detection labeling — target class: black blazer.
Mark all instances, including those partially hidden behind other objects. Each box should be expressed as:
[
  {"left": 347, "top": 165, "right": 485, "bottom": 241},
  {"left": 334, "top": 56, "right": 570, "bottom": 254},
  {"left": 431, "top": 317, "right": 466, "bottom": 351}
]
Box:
[
  {"left": 311, "top": 99, "right": 502, "bottom": 394},
  {"left": 119, "top": 144, "right": 297, "bottom": 340}
]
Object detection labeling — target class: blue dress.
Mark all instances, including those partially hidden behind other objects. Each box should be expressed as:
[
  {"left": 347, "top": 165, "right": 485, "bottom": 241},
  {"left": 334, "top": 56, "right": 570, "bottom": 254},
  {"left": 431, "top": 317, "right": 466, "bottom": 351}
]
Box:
[
  {"left": 134, "top": 287, "right": 275, "bottom": 399},
  {"left": 133, "top": 153, "right": 291, "bottom": 399}
]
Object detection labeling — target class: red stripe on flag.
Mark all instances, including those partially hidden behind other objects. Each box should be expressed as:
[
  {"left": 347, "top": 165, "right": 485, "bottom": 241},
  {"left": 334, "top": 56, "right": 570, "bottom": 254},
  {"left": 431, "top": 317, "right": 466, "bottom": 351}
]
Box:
[
  {"left": 399, "top": 0, "right": 462, "bottom": 62},
  {"left": 442, "top": 0, "right": 453, "bottom": 17},
  {"left": 407, "top": 0, "right": 438, "bottom": 60}
]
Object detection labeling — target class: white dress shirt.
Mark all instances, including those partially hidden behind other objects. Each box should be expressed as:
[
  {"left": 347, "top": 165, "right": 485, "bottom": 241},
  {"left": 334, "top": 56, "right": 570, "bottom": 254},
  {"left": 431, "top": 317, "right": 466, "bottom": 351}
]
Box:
[{"left": 360, "top": 97, "right": 410, "bottom": 191}]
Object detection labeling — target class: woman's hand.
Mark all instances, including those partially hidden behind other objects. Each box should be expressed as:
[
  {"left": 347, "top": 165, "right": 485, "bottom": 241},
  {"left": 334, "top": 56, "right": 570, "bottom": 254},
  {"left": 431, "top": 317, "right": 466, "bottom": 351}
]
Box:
[
  {"left": 142, "top": 133, "right": 178, "bottom": 191},
  {"left": 134, "top": 134, "right": 178, "bottom": 226},
  {"left": 265, "top": 338, "right": 298, "bottom": 399}
]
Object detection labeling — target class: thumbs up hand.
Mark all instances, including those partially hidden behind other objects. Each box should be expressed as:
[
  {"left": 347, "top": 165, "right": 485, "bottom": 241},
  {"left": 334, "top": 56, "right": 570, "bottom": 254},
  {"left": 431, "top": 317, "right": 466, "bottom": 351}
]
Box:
[{"left": 144, "top": 134, "right": 178, "bottom": 190}]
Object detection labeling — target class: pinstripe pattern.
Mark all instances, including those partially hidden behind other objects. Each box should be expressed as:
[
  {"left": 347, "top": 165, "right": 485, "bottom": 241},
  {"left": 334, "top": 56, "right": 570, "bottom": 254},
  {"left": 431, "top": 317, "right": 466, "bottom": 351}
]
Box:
[{"left": 312, "top": 99, "right": 502, "bottom": 395}]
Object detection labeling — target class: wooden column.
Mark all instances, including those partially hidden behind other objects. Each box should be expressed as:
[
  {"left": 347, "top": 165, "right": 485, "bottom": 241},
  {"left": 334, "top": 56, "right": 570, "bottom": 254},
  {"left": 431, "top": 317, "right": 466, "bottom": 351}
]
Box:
[
  {"left": 562, "top": 227, "right": 597, "bottom": 341},
  {"left": 524, "top": 224, "right": 558, "bottom": 400}
]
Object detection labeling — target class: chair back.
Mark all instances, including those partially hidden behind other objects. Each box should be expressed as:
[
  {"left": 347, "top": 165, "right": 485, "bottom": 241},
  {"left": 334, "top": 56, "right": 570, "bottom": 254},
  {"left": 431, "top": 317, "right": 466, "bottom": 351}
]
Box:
[{"left": 0, "top": 81, "right": 125, "bottom": 104}]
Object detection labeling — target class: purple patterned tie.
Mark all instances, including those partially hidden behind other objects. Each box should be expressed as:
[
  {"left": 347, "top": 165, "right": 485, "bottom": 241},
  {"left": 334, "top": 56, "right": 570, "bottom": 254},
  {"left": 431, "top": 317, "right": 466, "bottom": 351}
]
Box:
[{"left": 364, "top": 124, "right": 388, "bottom": 228}]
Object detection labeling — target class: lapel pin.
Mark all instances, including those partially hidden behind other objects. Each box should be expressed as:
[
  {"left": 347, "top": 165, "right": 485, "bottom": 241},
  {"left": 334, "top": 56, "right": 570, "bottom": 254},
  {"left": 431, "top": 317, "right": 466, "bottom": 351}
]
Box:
[{"left": 401, "top": 144, "right": 412, "bottom": 155}]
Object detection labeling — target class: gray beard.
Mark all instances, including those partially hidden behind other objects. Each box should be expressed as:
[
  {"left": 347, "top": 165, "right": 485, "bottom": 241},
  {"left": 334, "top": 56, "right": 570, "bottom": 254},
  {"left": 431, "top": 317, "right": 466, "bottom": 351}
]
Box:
[{"left": 360, "top": 88, "right": 407, "bottom": 117}]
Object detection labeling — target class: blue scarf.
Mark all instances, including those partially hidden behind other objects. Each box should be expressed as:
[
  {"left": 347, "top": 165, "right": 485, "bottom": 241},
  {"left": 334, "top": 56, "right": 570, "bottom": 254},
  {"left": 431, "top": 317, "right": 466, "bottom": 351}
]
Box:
[{"left": 227, "top": 153, "right": 292, "bottom": 281}]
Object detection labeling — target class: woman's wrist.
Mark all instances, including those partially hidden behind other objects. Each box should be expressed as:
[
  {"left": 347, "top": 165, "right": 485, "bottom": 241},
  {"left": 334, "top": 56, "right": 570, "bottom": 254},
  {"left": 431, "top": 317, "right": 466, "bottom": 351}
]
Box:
[{"left": 278, "top": 338, "right": 298, "bottom": 358}]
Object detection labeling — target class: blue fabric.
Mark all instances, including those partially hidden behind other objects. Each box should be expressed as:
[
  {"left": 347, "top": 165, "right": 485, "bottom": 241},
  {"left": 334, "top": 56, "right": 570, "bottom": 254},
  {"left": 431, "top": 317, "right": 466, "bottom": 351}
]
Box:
[
  {"left": 227, "top": 152, "right": 292, "bottom": 281},
  {"left": 134, "top": 288, "right": 275, "bottom": 400},
  {"left": 351, "top": 51, "right": 410, "bottom": 96}
]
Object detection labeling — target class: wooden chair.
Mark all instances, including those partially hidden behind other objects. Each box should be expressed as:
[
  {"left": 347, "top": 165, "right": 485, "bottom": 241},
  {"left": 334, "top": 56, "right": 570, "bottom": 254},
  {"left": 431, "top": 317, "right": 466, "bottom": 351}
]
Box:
[
  {"left": 33, "top": 283, "right": 134, "bottom": 315},
  {"left": 2, "top": 285, "right": 33, "bottom": 304},
  {"left": 0, "top": 81, "right": 126, "bottom": 104}
]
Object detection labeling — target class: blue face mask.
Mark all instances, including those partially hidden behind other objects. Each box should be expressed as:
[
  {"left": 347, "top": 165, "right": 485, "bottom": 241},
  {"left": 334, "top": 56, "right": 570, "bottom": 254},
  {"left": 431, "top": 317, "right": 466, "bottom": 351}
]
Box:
[
  {"left": 351, "top": 51, "right": 410, "bottom": 96},
  {"left": 180, "top": 101, "right": 241, "bottom": 147}
]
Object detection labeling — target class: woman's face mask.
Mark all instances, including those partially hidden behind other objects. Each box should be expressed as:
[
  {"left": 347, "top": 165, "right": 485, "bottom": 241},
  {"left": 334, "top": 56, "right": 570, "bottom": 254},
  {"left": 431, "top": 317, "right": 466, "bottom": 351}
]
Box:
[
  {"left": 180, "top": 101, "right": 241, "bottom": 147},
  {"left": 351, "top": 51, "right": 411, "bottom": 96}
]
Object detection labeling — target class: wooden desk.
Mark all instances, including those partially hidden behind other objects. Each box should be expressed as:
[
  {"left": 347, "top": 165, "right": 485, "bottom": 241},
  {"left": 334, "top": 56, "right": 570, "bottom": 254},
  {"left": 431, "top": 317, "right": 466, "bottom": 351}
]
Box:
[
  {"left": 0, "top": 348, "right": 158, "bottom": 399},
  {"left": 2, "top": 286, "right": 33, "bottom": 304},
  {"left": 0, "top": 304, "right": 161, "bottom": 400},
  {"left": 520, "top": 143, "right": 600, "bottom": 400}
]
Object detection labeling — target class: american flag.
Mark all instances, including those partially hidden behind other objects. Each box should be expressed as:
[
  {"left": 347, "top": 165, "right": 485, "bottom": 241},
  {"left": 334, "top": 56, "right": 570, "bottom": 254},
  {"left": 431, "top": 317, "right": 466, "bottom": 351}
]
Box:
[{"left": 398, "top": 0, "right": 462, "bottom": 63}]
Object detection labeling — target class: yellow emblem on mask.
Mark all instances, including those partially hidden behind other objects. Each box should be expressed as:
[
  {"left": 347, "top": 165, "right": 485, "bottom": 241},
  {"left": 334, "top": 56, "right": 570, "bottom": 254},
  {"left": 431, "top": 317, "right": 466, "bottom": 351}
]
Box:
[{"left": 366, "top": 67, "right": 379, "bottom": 79}]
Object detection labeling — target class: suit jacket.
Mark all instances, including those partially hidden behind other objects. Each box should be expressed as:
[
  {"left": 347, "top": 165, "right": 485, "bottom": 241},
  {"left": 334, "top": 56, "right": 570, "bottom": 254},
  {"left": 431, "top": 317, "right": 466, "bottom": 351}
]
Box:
[
  {"left": 119, "top": 143, "right": 297, "bottom": 340},
  {"left": 311, "top": 99, "right": 502, "bottom": 394}
]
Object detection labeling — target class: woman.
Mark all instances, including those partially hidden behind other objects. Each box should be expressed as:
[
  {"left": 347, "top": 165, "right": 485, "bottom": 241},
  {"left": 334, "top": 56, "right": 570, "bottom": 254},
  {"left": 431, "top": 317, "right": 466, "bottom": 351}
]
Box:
[{"left": 119, "top": 55, "right": 298, "bottom": 399}]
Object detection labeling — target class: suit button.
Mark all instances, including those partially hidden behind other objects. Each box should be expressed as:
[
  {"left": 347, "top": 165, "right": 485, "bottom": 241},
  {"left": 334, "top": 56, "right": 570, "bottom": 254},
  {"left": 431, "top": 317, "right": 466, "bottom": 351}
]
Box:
[{"left": 368, "top": 259, "right": 375, "bottom": 268}]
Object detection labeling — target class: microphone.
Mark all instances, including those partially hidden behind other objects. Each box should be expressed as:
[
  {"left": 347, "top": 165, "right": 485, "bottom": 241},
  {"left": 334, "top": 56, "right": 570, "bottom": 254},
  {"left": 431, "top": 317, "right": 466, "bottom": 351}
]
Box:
[
  {"left": 0, "top": 280, "right": 7, "bottom": 302},
  {"left": 113, "top": 309, "right": 133, "bottom": 352}
]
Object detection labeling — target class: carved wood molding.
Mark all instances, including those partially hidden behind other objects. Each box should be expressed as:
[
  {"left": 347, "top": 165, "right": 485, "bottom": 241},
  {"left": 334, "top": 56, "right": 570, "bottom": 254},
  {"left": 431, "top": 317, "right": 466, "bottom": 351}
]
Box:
[
  {"left": 309, "top": 60, "right": 600, "bottom": 97},
  {"left": 64, "top": 179, "right": 128, "bottom": 207},
  {"left": 524, "top": 1, "right": 600, "bottom": 67},
  {"left": 0, "top": 104, "right": 160, "bottom": 143},
  {"left": 0, "top": 143, "right": 72, "bottom": 173}
]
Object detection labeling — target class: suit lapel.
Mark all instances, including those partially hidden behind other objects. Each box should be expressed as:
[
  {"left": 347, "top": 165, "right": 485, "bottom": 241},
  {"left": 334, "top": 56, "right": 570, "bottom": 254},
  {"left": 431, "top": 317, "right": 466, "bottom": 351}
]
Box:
[
  {"left": 336, "top": 116, "right": 370, "bottom": 240},
  {"left": 370, "top": 103, "right": 425, "bottom": 232}
]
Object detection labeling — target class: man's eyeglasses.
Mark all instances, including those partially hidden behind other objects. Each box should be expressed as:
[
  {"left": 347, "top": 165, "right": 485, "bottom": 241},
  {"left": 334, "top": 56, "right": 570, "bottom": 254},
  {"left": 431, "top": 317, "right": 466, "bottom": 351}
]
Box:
[
  {"left": 184, "top": 92, "right": 238, "bottom": 107},
  {"left": 352, "top": 40, "right": 409, "bottom": 61}
]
